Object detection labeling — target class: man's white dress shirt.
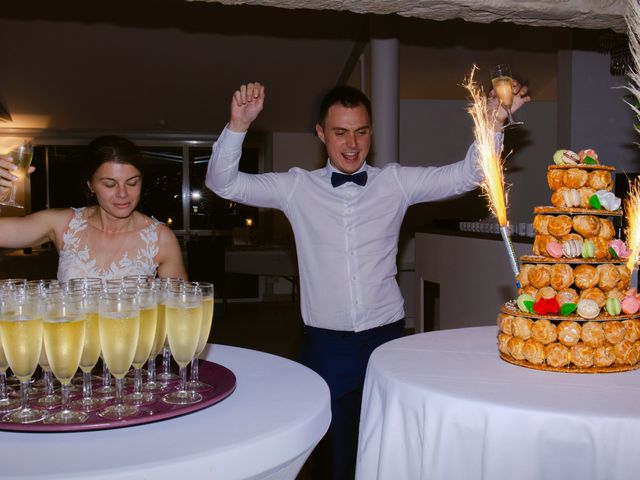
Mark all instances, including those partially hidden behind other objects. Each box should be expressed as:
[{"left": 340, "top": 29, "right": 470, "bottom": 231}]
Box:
[{"left": 207, "top": 127, "right": 496, "bottom": 332}]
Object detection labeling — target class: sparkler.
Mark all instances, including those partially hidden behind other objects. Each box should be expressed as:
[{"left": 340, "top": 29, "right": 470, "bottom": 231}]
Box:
[
  {"left": 624, "top": 179, "right": 640, "bottom": 273},
  {"left": 464, "top": 65, "right": 520, "bottom": 285}
]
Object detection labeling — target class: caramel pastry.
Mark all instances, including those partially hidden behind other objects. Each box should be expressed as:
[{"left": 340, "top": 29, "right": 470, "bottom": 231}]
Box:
[
  {"left": 497, "top": 314, "right": 514, "bottom": 335},
  {"left": 572, "top": 215, "right": 601, "bottom": 238},
  {"left": 574, "top": 264, "right": 599, "bottom": 290},
  {"left": 556, "top": 288, "right": 579, "bottom": 306},
  {"left": 561, "top": 233, "right": 583, "bottom": 243},
  {"left": 603, "top": 321, "right": 626, "bottom": 344},
  {"left": 606, "top": 288, "right": 625, "bottom": 302},
  {"left": 557, "top": 321, "right": 582, "bottom": 346},
  {"left": 592, "top": 237, "right": 610, "bottom": 260},
  {"left": 547, "top": 215, "right": 572, "bottom": 238},
  {"left": 512, "top": 316, "right": 533, "bottom": 340},
  {"left": 563, "top": 168, "right": 588, "bottom": 189},
  {"left": 596, "top": 264, "right": 621, "bottom": 291},
  {"left": 536, "top": 286, "right": 557, "bottom": 301},
  {"left": 533, "top": 235, "right": 554, "bottom": 256},
  {"left": 580, "top": 288, "right": 606, "bottom": 308},
  {"left": 528, "top": 265, "right": 551, "bottom": 289},
  {"left": 550, "top": 264, "right": 574, "bottom": 290},
  {"left": 547, "top": 169, "right": 565, "bottom": 191},
  {"left": 533, "top": 215, "right": 550, "bottom": 236},
  {"left": 581, "top": 321, "right": 606, "bottom": 348},
  {"left": 517, "top": 264, "right": 534, "bottom": 288},
  {"left": 616, "top": 266, "right": 631, "bottom": 291},
  {"left": 578, "top": 186, "right": 596, "bottom": 208},
  {"left": 545, "top": 343, "right": 570, "bottom": 368},
  {"left": 623, "top": 319, "right": 640, "bottom": 342},
  {"left": 531, "top": 319, "right": 558, "bottom": 345},
  {"left": 523, "top": 339, "right": 546, "bottom": 365},
  {"left": 588, "top": 170, "right": 612, "bottom": 191},
  {"left": 594, "top": 345, "right": 616, "bottom": 367},
  {"left": 598, "top": 218, "right": 615, "bottom": 240},
  {"left": 571, "top": 343, "right": 594, "bottom": 368},
  {"left": 613, "top": 340, "right": 640, "bottom": 365},
  {"left": 498, "top": 333, "right": 512, "bottom": 355},
  {"left": 521, "top": 285, "right": 538, "bottom": 299},
  {"left": 507, "top": 337, "right": 526, "bottom": 360}
]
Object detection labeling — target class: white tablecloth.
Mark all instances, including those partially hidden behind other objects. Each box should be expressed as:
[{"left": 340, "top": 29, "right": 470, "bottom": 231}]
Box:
[
  {"left": 356, "top": 326, "right": 640, "bottom": 480},
  {"left": 0, "top": 344, "right": 331, "bottom": 480}
]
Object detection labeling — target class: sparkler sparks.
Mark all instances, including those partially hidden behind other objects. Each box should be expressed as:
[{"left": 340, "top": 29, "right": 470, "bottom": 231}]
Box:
[
  {"left": 464, "top": 65, "right": 519, "bottom": 284},
  {"left": 464, "top": 66, "right": 509, "bottom": 227},
  {"left": 625, "top": 178, "right": 640, "bottom": 272}
]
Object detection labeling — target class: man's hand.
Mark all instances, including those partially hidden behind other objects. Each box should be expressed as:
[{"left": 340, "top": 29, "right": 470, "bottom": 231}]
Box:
[
  {"left": 228, "top": 82, "right": 265, "bottom": 133},
  {"left": 489, "top": 80, "right": 531, "bottom": 131}
]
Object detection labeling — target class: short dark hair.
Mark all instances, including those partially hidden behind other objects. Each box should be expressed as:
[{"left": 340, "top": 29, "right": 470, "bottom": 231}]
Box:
[{"left": 317, "top": 85, "right": 372, "bottom": 126}]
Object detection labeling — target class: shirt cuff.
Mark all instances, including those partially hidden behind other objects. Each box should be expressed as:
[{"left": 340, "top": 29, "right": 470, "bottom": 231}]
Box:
[{"left": 219, "top": 124, "right": 247, "bottom": 150}]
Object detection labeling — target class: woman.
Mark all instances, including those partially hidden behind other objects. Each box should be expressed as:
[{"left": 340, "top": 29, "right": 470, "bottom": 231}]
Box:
[{"left": 0, "top": 136, "right": 187, "bottom": 281}]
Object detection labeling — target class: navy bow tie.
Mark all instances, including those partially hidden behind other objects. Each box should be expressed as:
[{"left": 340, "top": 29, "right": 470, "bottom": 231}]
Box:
[{"left": 331, "top": 171, "right": 367, "bottom": 188}]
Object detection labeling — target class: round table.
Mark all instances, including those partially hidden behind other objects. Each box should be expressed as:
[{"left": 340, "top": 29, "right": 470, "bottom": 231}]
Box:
[
  {"left": 356, "top": 326, "right": 640, "bottom": 480},
  {"left": 0, "top": 344, "right": 331, "bottom": 480}
]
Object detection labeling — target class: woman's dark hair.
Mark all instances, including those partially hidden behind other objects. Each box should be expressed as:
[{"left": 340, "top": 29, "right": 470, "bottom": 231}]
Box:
[
  {"left": 83, "top": 135, "right": 144, "bottom": 204},
  {"left": 317, "top": 85, "right": 372, "bottom": 127}
]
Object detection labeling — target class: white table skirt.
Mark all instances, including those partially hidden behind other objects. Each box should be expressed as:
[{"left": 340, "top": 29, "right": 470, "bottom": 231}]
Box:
[
  {"left": 0, "top": 344, "right": 331, "bottom": 480},
  {"left": 356, "top": 326, "right": 640, "bottom": 480}
]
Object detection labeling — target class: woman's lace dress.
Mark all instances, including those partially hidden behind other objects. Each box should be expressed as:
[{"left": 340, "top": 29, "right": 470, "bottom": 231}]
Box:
[{"left": 57, "top": 207, "right": 160, "bottom": 282}]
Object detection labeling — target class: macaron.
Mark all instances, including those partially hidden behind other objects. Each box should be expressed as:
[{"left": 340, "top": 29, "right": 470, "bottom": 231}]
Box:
[
  {"left": 582, "top": 240, "right": 595, "bottom": 258},
  {"left": 621, "top": 295, "right": 640, "bottom": 315},
  {"left": 562, "top": 189, "right": 580, "bottom": 208},
  {"left": 553, "top": 149, "right": 579, "bottom": 165},
  {"left": 576, "top": 299, "right": 600, "bottom": 319},
  {"left": 563, "top": 239, "right": 582, "bottom": 258},
  {"left": 517, "top": 293, "right": 535, "bottom": 313},
  {"left": 579, "top": 148, "right": 599, "bottom": 164},
  {"left": 546, "top": 241, "right": 564, "bottom": 258},
  {"left": 606, "top": 297, "right": 622, "bottom": 316}
]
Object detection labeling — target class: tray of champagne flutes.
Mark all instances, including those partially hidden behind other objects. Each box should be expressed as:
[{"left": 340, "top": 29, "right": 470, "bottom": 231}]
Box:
[{"left": 0, "top": 277, "right": 235, "bottom": 432}]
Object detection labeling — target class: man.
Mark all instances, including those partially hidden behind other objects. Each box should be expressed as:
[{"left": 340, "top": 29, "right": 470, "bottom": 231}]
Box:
[{"left": 206, "top": 81, "right": 529, "bottom": 479}]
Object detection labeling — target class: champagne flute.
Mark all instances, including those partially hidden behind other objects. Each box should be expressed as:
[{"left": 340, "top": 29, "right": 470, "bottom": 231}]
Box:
[
  {"left": 98, "top": 291, "right": 140, "bottom": 420},
  {"left": 0, "top": 140, "right": 34, "bottom": 208},
  {"left": 490, "top": 64, "right": 523, "bottom": 130},
  {"left": 0, "top": 290, "right": 46, "bottom": 423},
  {"left": 156, "top": 278, "right": 182, "bottom": 384},
  {"left": 186, "top": 282, "right": 214, "bottom": 391},
  {"left": 35, "top": 338, "right": 61, "bottom": 408},
  {"left": 0, "top": 318, "right": 19, "bottom": 413},
  {"left": 143, "top": 286, "right": 169, "bottom": 392},
  {"left": 163, "top": 284, "right": 203, "bottom": 405},
  {"left": 125, "top": 285, "right": 157, "bottom": 406},
  {"left": 70, "top": 288, "right": 107, "bottom": 411},
  {"left": 42, "top": 293, "right": 88, "bottom": 424}
]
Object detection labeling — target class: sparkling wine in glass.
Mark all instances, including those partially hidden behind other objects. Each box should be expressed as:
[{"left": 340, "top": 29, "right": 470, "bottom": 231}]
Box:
[
  {"left": 42, "top": 294, "right": 88, "bottom": 424},
  {"left": 187, "top": 282, "right": 214, "bottom": 392},
  {"left": 70, "top": 289, "right": 107, "bottom": 411},
  {"left": 98, "top": 291, "right": 140, "bottom": 420},
  {"left": 0, "top": 324, "right": 19, "bottom": 413},
  {"left": 0, "top": 141, "right": 34, "bottom": 208},
  {"left": 35, "top": 338, "right": 61, "bottom": 408},
  {"left": 490, "top": 64, "right": 523, "bottom": 130},
  {"left": 0, "top": 291, "right": 46, "bottom": 424},
  {"left": 125, "top": 286, "right": 158, "bottom": 406},
  {"left": 163, "top": 284, "right": 203, "bottom": 405}
]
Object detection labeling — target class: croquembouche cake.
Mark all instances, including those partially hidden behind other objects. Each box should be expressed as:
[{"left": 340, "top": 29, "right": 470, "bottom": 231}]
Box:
[{"left": 497, "top": 148, "right": 640, "bottom": 372}]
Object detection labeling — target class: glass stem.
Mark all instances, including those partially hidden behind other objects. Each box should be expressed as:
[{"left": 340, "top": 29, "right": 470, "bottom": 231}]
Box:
[
  {"left": 147, "top": 356, "right": 156, "bottom": 383},
  {"left": 190, "top": 356, "right": 199, "bottom": 382},
  {"left": 134, "top": 368, "right": 142, "bottom": 394},
  {"left": 162, "top": 347, "right": 171, "bottom": 375},
  {"left": 115, "top": 377, "right": 124, "bottom": 406},
  {"left": 178, "top": 366, "right": 187, "bottom": 393},
  {"left": 19, "top": 380, "right": 29, "bottom": 411},
  {"left": 0, "top": 372, "right": 7, "bottom": 401},
  {"left": 102, "top": 363, "right": 111, "bottom": 388},
  {"left": 61, "top": 383, "right": 71, "bottom": 413},
  {"left": 82, "top": 371, "right": 92, "bottom": 399},
  {"left": 44, "top": 370, "right": 54, "bottom": 395}
]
